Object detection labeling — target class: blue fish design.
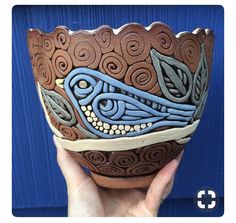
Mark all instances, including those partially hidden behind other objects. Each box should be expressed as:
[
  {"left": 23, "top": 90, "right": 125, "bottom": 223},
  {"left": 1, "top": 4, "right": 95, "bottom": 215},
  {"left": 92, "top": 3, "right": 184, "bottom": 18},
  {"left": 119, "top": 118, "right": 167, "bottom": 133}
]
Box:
[{"left": 64, "top": 68, "right": 196, "bottom": 138}]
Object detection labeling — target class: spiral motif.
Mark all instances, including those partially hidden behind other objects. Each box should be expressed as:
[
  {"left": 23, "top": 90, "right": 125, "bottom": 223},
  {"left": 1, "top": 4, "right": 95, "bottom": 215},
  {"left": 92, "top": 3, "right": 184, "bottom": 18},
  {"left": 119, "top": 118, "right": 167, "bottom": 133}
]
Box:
[
  {"left": 125, "top": 62, "right": 159, "bottom": 92},
  {"left": 115, "top": 24, "right": 150, "bottom": 65},
  {"left": 110, "top": 151, "right": 139, "bottom": 167},
  {"left": 41, "top": 35, "right": 55, "bottom": 58},
  {"left": 48, "top": 112, "right": 60, "bottom": 129},
  {"left": 95, "top": 26, "right": 115, "bottom": 53},
  {"left": 140, "top": 142, "right": 173, "bottom": 162},
  {"left": 97, "top": 99, "right": 125, "bottom": 120},
  {"left": 159, "top": 144, "right": 183, "bottom": 167},
  {"left": 64, "top": 141, "right": 185, "bottom": 177},
  {"left": 149, "top": 23, "right": 177, "bottom": 55},
  {"left": 53, "top": 27, "right": 70, "bottom": 50},
  {"left": 84, "top": 151, "right": 108, "bottom": 165},
  {"left": 27, "top": 30, "right": 55, "bottom": 59},
  {"left": 52, "top": 49, "right": 73, "bottom": 78},
  {"left": 67, "top": 150, "right": 98, "bottom": 172},
  {"left": 27, "top": 29, "right": 41, "bottom": 59},
  {"left": 34, "top": 54, "right": 55, "bottom": 90},
  {"left": 99, "top": 52, "right": 128, "bottom": 79},
  {"left": 126, "top": 162, "right": 159, "bottom": 176},
  {"left": 68, "top": 34, "right": 101, "bottom": 69},
  {"left": 59, "top": 125, "right": 78, "bottom": 141},
  {"left": 174, "top": 33, "right": 200, "bottom": 73},
  {"left": 97, "top": 164, "right": 125, "bottom": 176}
]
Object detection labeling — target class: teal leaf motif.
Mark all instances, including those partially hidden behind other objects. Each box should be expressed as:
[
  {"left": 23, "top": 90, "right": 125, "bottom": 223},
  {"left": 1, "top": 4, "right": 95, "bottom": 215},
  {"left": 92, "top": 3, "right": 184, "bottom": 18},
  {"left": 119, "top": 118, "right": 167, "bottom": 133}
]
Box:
[
  {"left": 151, "top": 48, "right": 193, "bottom": 103},
  {"left": 40, "top": 86, "right": 76, "bottom": 126},
  {"left": 191, "top": 44, "right": 209, "bottom": 106},
  {"left": 191, "top": 44, "right": 209, "bottom": 119}
]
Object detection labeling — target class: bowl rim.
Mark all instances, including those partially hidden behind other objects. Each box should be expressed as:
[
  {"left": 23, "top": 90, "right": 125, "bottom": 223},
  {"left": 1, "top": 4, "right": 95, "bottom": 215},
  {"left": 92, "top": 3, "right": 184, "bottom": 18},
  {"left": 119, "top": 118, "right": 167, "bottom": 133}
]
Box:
[{"left": 27, "top": 21, "right": 214, "bottom": 38}]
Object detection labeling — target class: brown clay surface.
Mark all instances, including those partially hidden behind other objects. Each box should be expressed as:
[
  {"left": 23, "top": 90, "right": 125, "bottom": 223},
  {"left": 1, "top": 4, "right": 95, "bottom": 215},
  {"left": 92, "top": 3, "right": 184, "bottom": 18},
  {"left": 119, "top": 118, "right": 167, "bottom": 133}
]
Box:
[
  {"left": 28, "top": 23, "right": 214, "bottom": 97},
  {"left": 27, "top": 22, "right": 212, "bottom": 185},
  {"left": 90, "top": 171, "right": 157, "bottom": 189},
  {"left": 67, "top": 140, "right": 183, "bottom": 177}
]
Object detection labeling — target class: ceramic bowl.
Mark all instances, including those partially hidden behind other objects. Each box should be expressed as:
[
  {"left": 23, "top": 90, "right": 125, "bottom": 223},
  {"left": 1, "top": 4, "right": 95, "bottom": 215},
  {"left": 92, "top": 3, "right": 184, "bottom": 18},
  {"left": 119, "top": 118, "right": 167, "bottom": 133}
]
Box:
[{"left": 27, "top": 22, "right": 214, "bottom": 188}]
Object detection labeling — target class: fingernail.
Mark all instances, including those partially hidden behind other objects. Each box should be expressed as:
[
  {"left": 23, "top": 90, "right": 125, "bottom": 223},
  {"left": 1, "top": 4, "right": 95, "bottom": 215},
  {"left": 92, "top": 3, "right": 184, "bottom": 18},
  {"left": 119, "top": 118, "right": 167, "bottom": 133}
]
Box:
[{"left": 175, "top": 150, "right": 184, "bottom": 162}]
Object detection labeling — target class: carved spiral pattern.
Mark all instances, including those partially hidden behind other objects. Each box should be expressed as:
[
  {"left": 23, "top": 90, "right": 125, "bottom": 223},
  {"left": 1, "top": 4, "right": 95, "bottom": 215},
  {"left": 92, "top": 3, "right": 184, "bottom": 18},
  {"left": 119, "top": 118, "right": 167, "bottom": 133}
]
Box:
[
  {"left": 27, "top": 24, "right": 213, "bottom": 143},
  {"left": 27, "top": 30, "right": 40, "bottom": 59},
  {"left": 97, "top": 165, "right": 125, "bottom": 176},
  {"left": 59, "top": 125, "right": 78, "bottom": 141},
  {"left": 125, "top": 62, "right": 159, "bottom": 92},
  {"left": 52, "top": 50, "right": 73, "bottom": 78},
  {"left": 67, "top": 150, "right": 98, "bottom": 172},
  {"left": 110, "top": 151, "right": 139, "bottom": 167},
  {"left": 68, "top": 141, "right": 184, "bottom": 177},
  {"left": 27, "top": 30, "right": 55, "bottom": 69},
  {"left": 48, "top": 112, "right": 60, "bottom": 129},
  {"left": 115, "top": 24, "right": 150, "bottom": 65},
  {"left": 68, "top": 34, "right": 101, "bottom": 69},
  {"left": 149, "top": 23, "right": 177, "bottom": 55},
  {"left": 174, "top": 33, "right": 200, "bottom": 73},
  {"left": 126, "top": 162, "right": 158, "bottom": 175},
  {"left": 159, "top": 144, "right": 183, "bottom": 167},
  {"left": 95, "top": 26, "right": 116, "bottom": 53},
  {"left": 140, "top": 142, "right": 173, "bottom": 162},
  {"left": 41, "top": 35, "right": 55, "bottom": 58},
  {"left": 99, "top": 52, "right": 128, "bottom": 79},
  {"left": 84, "top": 151, "right": 108, "bottom": 165},
  {"left": 34, "top": 54, "right": 55, "bottom": 90},
  {"left": 53, "top": 27, "right": 70, "bottom": 50}
]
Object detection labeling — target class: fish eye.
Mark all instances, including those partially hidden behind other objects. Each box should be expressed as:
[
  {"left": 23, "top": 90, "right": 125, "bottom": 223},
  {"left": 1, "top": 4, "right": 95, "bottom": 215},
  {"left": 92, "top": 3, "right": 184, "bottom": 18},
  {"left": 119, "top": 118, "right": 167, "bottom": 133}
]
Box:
[{"left": 78, "top": 80, "right": 89, "bottom": 89}]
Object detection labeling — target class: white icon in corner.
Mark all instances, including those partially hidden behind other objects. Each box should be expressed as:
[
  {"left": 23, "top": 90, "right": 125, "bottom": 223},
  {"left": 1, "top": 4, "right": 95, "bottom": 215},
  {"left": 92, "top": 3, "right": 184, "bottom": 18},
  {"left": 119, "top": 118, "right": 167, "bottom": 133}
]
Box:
[{"left": 197, "top": 189, "right": 217, "bottom": 210}]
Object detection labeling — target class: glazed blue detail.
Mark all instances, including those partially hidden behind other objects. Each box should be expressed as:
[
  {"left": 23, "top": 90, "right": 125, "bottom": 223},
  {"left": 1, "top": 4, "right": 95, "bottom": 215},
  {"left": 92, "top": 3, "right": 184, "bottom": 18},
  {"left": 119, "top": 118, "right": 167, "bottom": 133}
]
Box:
[
  {"left": 110, "top": 101, "right": 125, "bottom": 120},
  {"left": 92, "top": 93, "right": 170, "bottom": 119},
  {"left": 103, "top": 82, "right": 108, "bottom": 93},
  {"left": 64, "top": 68, "right": 196, "bottom": 138},
  {"left": 124, "top": 110, "right": 152, "bottom": 117},
  {"left": 79, "top": 81, "right": 103, "bottom": 106},
  {"left": 167, "top": 108, "right": 195, "bottom": 117},
  {"left": 70, "top": 74, "right": 97, "bottom": 87},
  {"left": 65, "top": 68, "right": 196, "bottom": 110},
  {"left": 167, "top": 115, "right": 191, "bottom": 122},
  {"left": 125, "top": 103, "right": 138, "bottom": 110}
]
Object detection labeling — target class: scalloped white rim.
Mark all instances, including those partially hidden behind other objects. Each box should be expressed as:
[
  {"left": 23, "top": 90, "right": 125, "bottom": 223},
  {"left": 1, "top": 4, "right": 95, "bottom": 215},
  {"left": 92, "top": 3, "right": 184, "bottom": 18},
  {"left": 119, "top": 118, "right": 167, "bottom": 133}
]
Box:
[{"left": 55, "top": 120, "right": 199, "bottom": 152}]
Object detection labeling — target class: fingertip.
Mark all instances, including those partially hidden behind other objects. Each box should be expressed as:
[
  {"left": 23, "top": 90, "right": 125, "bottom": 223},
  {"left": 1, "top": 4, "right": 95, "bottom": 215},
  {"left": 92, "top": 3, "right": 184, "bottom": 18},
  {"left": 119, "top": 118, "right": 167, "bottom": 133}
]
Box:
[
  {"left": 53, "top": 135, "right": 62, "bottom": 150},
  {"left": 53, "top": 135, "right": 70, "bottom": 164},
  {"left": 159, "top": 158, "right": 179, "bottom": 178},
  {"left": 175, "top": 150, "right": 184, "bottom": 163},
  {"left": 145, "top": 152, "right": 183, "bottom": 213}
]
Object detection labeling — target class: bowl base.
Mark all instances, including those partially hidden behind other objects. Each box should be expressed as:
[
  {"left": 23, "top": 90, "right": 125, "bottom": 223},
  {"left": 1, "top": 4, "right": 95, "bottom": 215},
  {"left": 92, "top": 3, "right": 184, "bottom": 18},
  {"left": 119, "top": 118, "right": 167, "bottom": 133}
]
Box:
[{"left": 90, "top": 171, "right": 157, "bottom": 189}]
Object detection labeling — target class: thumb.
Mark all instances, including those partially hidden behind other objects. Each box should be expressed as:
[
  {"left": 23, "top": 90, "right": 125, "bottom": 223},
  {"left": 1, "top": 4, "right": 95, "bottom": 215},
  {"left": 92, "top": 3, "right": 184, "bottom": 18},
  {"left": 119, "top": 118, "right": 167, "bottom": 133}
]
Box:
[
  {"left": 53, "top": 135, "right": 88, "bottom": 190},
  {"left": 145, "top": 151, "right": 183, "bottom": 215}
]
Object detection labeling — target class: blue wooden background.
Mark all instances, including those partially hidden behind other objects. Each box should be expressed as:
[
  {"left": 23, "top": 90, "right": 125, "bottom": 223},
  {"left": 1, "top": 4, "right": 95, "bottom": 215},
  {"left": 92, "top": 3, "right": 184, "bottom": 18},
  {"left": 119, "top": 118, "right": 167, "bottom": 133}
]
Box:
[{"left": 12, "top": 5, "right": 224, "bottom": 217}]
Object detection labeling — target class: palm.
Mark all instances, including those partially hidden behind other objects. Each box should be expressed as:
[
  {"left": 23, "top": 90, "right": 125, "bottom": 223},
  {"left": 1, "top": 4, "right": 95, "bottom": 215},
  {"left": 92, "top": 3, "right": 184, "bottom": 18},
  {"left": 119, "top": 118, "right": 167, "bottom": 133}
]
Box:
[
  {"left": 98, "top": 187, "right": 147, "bottom": 216},
  {"left": 54, "top": 136, "right": 182, "bottom": 217},
  {"left": 68, "top": 176, "right": 149, "bottom": 216}
]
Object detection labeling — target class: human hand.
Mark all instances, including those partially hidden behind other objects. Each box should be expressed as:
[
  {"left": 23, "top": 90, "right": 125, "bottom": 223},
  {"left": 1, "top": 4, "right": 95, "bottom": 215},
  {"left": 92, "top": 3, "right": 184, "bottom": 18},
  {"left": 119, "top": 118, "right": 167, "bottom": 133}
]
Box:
[{"left": 54, "top": 136, "right": 183, "bottom": 217}]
